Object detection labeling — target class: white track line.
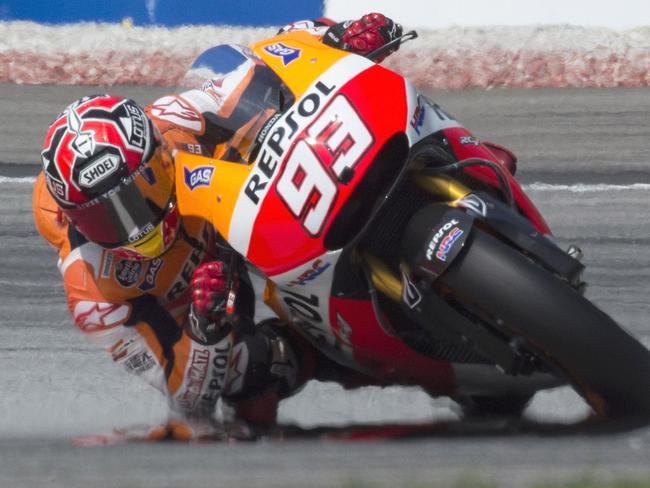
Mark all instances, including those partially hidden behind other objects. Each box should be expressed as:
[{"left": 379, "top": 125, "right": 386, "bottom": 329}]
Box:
[
  {"left": 525, "top": 182, "right": 650, "bottom": 192},
  {"left": 0, "top": 176, "right": 37, "bottom": 184},
  {"left": 2, "top": 176, "right": 650, "bottom": 193}
]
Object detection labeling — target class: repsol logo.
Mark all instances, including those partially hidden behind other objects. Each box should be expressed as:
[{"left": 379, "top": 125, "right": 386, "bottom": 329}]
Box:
[
  {"left": 244, "top": 80, "right": 336, "bottom": 206},
  {"left": 426, "top": 219, "right": 459, "bottom": 261},
  {"left": 79, "top": 153, "right": 120, "bottom": 188},
  {"left": 200, "top": 342, "right": 232, "bottom": 403}
]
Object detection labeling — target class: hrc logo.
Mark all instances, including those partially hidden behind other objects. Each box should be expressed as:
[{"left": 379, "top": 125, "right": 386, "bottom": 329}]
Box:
[
  {"left": 183, "top": 165, "right": 214, "bottom": 191},
  {"left": 263, "top": 43, "right": 302, "bottom": 66},
  {"left": 436, "top": 227, "right": 464, "bottom": 262}
]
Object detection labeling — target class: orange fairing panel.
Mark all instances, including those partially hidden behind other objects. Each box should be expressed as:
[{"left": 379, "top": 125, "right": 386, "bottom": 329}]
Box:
[
  {"left": 251, "top": 31, "right": 350, "bottom": 98},
  {"left": 174, "top": 151, "right": 250, "bottom": 242}
]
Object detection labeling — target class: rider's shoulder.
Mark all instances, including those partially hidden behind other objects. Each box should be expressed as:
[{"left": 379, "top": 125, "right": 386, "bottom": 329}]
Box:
[
  {"left": 32, "top": 171, "right": 71, "bottom": 256},
  {"left": 146, "top": 91, "right": 215, "bottom": 136}
]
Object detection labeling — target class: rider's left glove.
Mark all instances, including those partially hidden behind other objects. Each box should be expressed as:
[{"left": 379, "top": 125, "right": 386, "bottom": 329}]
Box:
[{"left": 324, "top": 13, "right": 403, "bottom": 61}]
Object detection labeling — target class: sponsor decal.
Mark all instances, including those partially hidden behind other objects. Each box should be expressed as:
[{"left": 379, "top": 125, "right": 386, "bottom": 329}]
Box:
[
  {"left": 410, "top": 96, "right": 426, "bottom": 135},
  {"left": 286, "top": 259, "right": 331, "bottom": 287},
  {"left": 138, "top": 257, "right": 163, "bottom": 292},
  {"left": 115, "top": 259, "right": 143, "bottom": 288},
  {"left": 387, "top": 21, "right": 400, "bottom": 38},
  {"left": 401, "top": 272, "right": 423, "bottom": 309},
  {"left": 243, "top": 80, "right": 336, "bottom": 206},
  {"left": 183, "top": 165, "right": 214, "bottom": 191},
  {"left": 45, "top": 174, "right": 66, "bottom": 199},
  {"left": 324, "top": 31, "right": 341, "bottom": 44},
  {"left": 100, "top": 250, "right": 114, "bottom": 279},
  {"left": 187, "top": 308, "right": 209, "bottom": 345},
  {"left": 184, "top": 143, "right": 203, "bottom": 155},
  {"left": 457, "top": 194, "right": 488, "bottom": 217},
  {"left": 110, "top": 339, "right": 131, "bottom": 362},
  {"left": 264, "top": 42, "right": 302, "bottom": 66},
  {"left": 460, "top": 135, "right": 480, "bottom": 146},
  {"left": 200, "top": 341, "right": 233, "bottom": 405},
  {"left": 280, "top": 289, "right": 347, "bottom": 353},
  {"left": 202, "top": 78, "right": 226, "bottom": 105},
  {"left": 119, "top": 102, "right": 149, "bottom": 150},
  {"left": 78, "top": 152, "right": 121, "bottom": 188},
  {"left": 228, "top": 55, "right": 375, "bottom": 256},
  {"left": 166, "top": 223, "right": 211, "bottom": 301},
  {"left": 255, "top": 113, "right": 282, "bottom": 146},
  {"left": 149, "top": 96, "right": 202, "bottom": 132},
  {"left": 127, "top": 223, "right": 155, "bottom": 243},
  {"left": 124, "top": 351, "right": 157, "bottom": 375},
  {"left": 426, "top": 219, "right": 460, "bottom": 261},
  {"left": 279, "top": 20, "right": 316, "bottom": 33},
  {"left": 150, "top": 96, "right": 200, "bottom": 122},
  {"left": 269, "top": 359, "right": 296, "bottom": 386},
  {"left": 436, "top": 227, "right": 464, "bottom": 262},
  {"left": 73, "top": 301, "right": 131, "bottom": 332},
  {"left": 334, "top": 313, "right": 353, "bottom": 346},
  {"left": 225, "top": 342, "right": 249, "bottom": 395},
  {"left": 177, "top": 349, "right": 210, "bottom": 411},
  {"left": 225, "top": 288, "right": 237, "bottom": 315}
]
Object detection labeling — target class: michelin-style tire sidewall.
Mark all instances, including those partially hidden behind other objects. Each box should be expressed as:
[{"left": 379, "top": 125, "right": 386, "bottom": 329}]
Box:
[{"left": 440, "top": 228, "right": 650, "bottom": 419}]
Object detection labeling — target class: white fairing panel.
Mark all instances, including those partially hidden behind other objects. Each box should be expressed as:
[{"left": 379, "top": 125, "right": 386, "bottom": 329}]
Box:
[
  {"left": 404, "top": 79, "right": 461, "bottom": 146},
  {"left": 272, "top": 249, "right": 356, "bottom": 365}
]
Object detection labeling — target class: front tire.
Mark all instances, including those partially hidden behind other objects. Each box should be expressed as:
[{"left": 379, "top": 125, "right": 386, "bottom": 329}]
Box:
[{"left": 439, "top": 229, "right": 650, "bottom": 418}]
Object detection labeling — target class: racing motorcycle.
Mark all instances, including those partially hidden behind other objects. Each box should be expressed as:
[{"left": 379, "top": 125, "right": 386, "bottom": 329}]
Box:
[{"left": 174, "top": 29, "right": 650, "bottom": 420}]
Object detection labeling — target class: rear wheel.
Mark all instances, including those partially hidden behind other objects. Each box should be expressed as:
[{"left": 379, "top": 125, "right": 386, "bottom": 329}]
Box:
[{"left": 439, "top": 228, "right": 650, "bottom": 418}]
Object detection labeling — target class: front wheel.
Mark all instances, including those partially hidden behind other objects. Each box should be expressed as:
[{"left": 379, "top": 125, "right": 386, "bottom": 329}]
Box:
[{"left": 439, "top": 229, "right": 650, "bottom": 418}]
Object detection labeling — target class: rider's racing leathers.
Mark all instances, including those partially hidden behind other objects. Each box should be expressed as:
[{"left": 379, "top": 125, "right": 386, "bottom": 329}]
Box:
[{"left": 32, "top": 14, "right": 406, "bottom": 429}]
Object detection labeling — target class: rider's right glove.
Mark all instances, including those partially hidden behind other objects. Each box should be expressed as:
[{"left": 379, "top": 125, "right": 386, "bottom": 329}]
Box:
[
  {"left": 323, "top": 13, "right": 403, "bottom": 62},
  {"left": 186, "top": 260, "right": 235, "bottom": 345}
]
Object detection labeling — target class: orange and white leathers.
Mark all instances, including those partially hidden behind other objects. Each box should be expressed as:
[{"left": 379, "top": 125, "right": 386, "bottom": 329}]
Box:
[
  {"left": 32, "top": 171, "right": 247, "bottom": 419},
  {"left": 31, "top": 20, "right": 377, "bottom": 427},
  {"left": 33, "top": 54, "right": 287, "bottom": 418}
]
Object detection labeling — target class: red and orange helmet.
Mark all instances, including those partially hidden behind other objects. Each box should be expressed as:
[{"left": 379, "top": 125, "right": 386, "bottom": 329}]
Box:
[{"left": 41, "top": 94, "right": 179, "bottom": 260}]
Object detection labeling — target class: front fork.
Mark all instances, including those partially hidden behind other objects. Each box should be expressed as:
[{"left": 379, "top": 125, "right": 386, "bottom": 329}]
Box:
[{"left": 362, "top": 173, "right": 473, "bottom": 300}]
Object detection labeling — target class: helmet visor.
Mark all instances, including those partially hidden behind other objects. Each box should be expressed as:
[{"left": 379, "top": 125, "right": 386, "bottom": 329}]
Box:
[{"left": 63, "top": 146, "right": 175, "bottom": 248}]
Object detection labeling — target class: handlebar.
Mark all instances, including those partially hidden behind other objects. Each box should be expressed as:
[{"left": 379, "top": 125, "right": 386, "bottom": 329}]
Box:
[{"left": 367, "top": 30, "right": 419, "bottom": 61}]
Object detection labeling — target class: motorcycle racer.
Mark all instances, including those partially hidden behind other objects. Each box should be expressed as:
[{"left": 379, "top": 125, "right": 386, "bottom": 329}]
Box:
[{"left": 32, "top": 13, "right": 407, "bottom": 440}]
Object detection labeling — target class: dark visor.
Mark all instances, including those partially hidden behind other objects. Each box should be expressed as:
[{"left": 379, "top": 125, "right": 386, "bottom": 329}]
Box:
[{"left": 63, "top": 147, "right": 175, "bottom": 247}]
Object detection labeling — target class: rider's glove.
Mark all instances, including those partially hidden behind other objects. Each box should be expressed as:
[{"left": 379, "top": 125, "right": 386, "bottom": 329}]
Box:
[
  {"left": 186, "top": 260, "right": 235, "bottom": 345},
  {"left": 323, "top": 13, "right": 403, "bottom": 61}
]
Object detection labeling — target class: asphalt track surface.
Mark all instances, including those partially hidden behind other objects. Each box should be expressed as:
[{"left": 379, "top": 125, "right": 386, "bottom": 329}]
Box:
[{"left": 2, "top": 83, "right": 650, "bottom": 487}]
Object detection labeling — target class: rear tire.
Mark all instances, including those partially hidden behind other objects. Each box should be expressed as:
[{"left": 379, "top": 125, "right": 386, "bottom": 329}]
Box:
[{"left": 440, "top": 228, "right": 650, "bottom": 418}]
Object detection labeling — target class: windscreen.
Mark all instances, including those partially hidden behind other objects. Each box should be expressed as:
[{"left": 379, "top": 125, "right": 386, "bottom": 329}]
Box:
[{"left": 178, "top": 44, "right": 294, "bottom": 164}]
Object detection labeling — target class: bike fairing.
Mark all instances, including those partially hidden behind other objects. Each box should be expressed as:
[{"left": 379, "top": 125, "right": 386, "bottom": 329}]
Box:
[
  {"left": 33, "top": 15, "right": 472, "bottom": 435},
  {"left": 175, "top": 30, "right": 541, "bottom": 396}
]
